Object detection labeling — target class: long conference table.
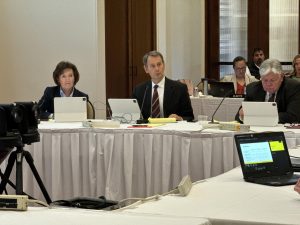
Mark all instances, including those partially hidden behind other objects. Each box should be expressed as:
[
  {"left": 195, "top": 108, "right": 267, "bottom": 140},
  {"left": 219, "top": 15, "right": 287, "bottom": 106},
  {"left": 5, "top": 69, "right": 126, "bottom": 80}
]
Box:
[
  {"left": 2, "top": 121, "right": 300, "bottom": 204},
  {"left": 122, "top": 149, "right": 300, "bottom": 225}
]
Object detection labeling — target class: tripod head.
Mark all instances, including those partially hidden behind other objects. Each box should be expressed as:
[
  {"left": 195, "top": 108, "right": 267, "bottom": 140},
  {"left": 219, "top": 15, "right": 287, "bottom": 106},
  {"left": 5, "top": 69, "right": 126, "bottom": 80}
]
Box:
[
  {"left": 0, "top": 101, "right": 39, "bottom": 148},
  {"left": 14, "top": 102, "right": 40, "bottom": 144}
]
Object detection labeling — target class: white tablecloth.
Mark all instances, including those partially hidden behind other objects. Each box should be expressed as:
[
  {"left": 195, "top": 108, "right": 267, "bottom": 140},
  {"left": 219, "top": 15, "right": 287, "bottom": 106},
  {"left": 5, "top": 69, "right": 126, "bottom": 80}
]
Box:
[
  {"left": 1, "top": 121, "right": 241, "bottom": 202},
  {"left": 2, "top": 122, "right": 300, "bottom": 204},
  {"left": 191, "top": 96, "right": 243, "bottom": 121}
]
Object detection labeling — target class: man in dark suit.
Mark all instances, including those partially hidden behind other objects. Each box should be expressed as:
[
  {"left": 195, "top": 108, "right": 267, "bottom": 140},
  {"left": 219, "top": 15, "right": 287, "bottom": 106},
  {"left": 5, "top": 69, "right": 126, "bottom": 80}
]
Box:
[
  {"left": 248, "top": 48, "right": 265, "bottom": 80},
  {"left": 38, "top": 61, "right": 88, "bottom": 119},
  {"left": 132, "top": 51, "right": 194, "bottom": 122},
  {"left": 236, "top": 58, "right": 300, "bottom": 124}
]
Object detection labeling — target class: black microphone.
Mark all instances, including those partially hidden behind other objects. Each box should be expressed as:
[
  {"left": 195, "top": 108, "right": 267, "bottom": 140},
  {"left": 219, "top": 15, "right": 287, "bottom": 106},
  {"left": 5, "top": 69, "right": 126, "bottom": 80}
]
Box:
[
  {"left": 209, "top": 89, "right": 234, "bottom": 124},
  {"left": 136, "top": 85, "right": 149, "bottom": 124},
  {"left": 105, "top": 101, "right": 113, "bottom": 120}
]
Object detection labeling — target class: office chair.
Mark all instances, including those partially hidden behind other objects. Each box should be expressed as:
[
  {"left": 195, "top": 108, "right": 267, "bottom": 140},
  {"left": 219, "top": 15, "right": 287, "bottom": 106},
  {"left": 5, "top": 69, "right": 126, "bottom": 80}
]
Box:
[{"left": 87, "top": 100, "right": 95, "bottom": 119}]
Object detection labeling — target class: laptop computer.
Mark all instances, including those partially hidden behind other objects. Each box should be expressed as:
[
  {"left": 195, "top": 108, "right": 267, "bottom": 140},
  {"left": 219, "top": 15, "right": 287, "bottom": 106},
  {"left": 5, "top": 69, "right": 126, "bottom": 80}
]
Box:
[
  {"left": 208, "top": 81, "right": 235, "bottom": 97},
  {"left": 54, "top": 97, "right": 87, "bottom": 122},
  {"left": 108, "top": 98, "right": 141, "bottom": 123},
  {"left": 234, "top": 132, "right": 300, "bottom": 186},
  {"left": 242, "top": 102, "right": 278, "bottom": 126}
]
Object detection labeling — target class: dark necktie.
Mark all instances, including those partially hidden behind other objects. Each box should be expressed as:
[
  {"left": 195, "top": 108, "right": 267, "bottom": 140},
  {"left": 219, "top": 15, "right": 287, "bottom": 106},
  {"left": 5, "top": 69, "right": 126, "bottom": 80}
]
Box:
[
  {"left": 151, "top": 85, "right": 160, "bottom": 118},
  {"left": 268, "top": 93, "right": 275, "bottom": 102}
]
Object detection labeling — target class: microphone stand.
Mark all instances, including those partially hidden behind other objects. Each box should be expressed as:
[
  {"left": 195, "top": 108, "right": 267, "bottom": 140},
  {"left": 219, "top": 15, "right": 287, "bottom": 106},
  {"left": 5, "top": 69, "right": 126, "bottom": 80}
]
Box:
[
  {"left": 209, "top": 90, "right": 234, "bottom": 124},
  {"left": 136, "top": 85, "right": 149, "bottom": 124}
]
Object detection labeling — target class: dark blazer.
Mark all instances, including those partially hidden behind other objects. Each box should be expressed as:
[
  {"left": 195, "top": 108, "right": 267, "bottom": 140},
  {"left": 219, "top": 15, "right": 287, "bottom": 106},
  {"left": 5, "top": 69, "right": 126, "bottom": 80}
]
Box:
[
  {"left": 235, "top": 78, "right": 300, "bottom": 123},
  {"left": 132, "top": 77, "right": 194, "bottom": 121},
  {"left": 38, "top": 86, "right": 88, "bottom": 119},
  {"left": 248, "top": 62, "right": 260, "bottom": 80}
]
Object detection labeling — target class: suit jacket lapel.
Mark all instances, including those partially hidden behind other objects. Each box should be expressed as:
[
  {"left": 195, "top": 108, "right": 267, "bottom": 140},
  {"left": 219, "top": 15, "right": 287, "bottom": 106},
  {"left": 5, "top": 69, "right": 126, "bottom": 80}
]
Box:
[
  {"left": 257, "top": 86, "right": 267, "bottom": 101},
  {"left": 144, "top": 81, "right": 152, "bottom": 117},
  {"left": 54, "top": 86, "right": 61, "bottom": 97},
  {"left": 163, "top": 78, "right": 173, "bottom": 114}
]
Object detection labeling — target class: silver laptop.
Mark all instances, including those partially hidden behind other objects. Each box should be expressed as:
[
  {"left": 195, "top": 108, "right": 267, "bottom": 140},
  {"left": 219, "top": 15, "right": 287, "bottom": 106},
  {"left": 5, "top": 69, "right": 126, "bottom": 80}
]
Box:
[
  {"left": 242, "top": 102, "right": 278, "bottom": 126},
  {"left": 108, "top": 98, "right": 141, "bottom": 123},
  {"left": 54, "top": 97, "right": 87, "bottom": 122}
]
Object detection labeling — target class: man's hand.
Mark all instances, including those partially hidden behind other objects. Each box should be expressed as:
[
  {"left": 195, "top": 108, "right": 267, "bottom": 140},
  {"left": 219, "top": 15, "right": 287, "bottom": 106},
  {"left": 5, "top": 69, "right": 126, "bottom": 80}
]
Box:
[
  {"left": 239, "top": 108, "right": 244, "bottom": 121},
  {"left": 168, "top": 114, "right": 183, "bottom": 121}
]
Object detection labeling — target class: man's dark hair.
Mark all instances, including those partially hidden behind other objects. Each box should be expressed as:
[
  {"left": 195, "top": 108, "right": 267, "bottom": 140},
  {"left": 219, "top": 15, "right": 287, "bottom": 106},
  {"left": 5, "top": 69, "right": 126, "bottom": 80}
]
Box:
[
  {"left": 143, "top": 51, "right": 165, "bottom": 66},
  {"left": 252, "top": 47, "right": 264, "bottom": 56}
]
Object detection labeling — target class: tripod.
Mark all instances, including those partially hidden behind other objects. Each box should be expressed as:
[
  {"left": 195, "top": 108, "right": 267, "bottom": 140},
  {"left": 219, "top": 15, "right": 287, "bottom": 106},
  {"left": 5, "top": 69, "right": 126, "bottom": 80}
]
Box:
[{"left": 0, "top": 144, "right": 52, "bottom": 204}]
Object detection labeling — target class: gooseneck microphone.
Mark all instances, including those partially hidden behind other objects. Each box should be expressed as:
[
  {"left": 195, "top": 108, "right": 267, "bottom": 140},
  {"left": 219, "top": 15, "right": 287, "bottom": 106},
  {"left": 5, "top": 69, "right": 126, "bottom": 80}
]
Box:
[
  {"left": 210, "top": 89, "right": 234, "bottom": 124},
  {"left": 136, "top": 85, "right": 149, "bottom": 124}
]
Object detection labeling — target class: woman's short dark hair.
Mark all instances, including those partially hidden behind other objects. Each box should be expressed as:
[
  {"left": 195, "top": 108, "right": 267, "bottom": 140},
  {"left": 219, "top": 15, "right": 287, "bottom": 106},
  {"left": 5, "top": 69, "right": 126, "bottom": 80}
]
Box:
[
  {"left": 53, "top": 61, "right": 80, "bottom": 86},
  {"left": 232, "top": 56, "right": 246, "bottom": 68}
]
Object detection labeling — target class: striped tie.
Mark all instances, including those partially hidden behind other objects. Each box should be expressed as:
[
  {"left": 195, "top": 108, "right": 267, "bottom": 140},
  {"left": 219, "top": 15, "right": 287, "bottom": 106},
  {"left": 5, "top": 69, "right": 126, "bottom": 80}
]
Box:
[{"left": 151, "top": 84, "right": 160, "bottom": 118}]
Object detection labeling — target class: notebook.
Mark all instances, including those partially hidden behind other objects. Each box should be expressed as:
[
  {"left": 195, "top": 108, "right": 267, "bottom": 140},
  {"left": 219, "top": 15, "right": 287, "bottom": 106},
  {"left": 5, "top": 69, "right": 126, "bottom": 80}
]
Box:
[
  {"left": 54, "top": 97, "right": 87, "bottom": 122},
  {"left": 234, "top": 132, "right": 300, "bottom": 186},
  {"left": 242, "top": 102, "right": 278, "bottom": 126},
  {"left": 108, "top": 98, "right": 141, "bottom": 123},
  {"left": 208, "top": 81, "right": 235, "bottom": 97}
]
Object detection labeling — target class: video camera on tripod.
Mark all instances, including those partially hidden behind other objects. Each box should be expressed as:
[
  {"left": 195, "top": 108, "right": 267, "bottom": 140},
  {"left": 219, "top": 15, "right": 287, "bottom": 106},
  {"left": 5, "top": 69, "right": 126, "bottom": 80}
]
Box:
[
  {"left": 0, "top": 102, "right": 39, "bottom": 143},
  {"left": 0, "top": 101, "right": 51, "bottom": 204}
]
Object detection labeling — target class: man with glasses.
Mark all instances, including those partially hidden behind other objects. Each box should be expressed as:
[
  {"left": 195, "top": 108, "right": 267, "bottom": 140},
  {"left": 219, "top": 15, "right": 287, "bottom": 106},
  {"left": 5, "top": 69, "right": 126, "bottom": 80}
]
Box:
[
  {"left": 236, "top": 58, "right": 300, "bottom": 124},
  {"left": 221, "top": 56, "right": 257, "bottom": 95}
]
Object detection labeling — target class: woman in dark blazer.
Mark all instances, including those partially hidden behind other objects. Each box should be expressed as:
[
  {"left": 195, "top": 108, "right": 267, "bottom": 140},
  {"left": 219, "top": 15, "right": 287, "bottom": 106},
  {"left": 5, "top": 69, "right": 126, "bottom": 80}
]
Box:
[{"left": 38, "top": 61, "right": 88, "bottom": 119}]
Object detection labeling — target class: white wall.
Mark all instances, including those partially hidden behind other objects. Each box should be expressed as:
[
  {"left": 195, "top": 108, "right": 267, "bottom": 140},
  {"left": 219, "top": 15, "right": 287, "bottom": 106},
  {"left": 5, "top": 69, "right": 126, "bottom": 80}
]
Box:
[
  {"left": 157, "top": 0, "right": 205, "bottom": 85},
  {"left": 0, "top": 0, "right": 106, "bottom": 118},
  {"left": 0, "top": 0, "right": 204, "bottom": 118}
]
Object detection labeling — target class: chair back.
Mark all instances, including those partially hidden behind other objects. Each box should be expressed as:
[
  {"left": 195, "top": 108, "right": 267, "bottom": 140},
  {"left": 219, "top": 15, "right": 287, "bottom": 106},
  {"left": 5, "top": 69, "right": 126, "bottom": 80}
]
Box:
[{"left": 87, "top": 100, "right": 95, "bottom": 119}]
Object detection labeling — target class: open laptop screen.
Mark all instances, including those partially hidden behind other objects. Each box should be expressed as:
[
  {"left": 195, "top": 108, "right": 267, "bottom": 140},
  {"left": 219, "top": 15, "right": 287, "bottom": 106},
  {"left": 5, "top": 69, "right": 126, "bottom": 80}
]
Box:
[
  {"left": 208, "top": 81, "right": 235, "bottom": 97},
  {"left": 235, "top": 132, "right": 293, "bottom": 178}
]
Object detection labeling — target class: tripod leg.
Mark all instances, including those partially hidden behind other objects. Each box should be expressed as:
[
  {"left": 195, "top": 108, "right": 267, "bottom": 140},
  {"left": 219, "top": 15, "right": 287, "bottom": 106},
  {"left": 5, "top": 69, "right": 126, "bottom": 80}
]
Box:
[
  {"left": 0, "top": 151, "right": 17, "bottom": 193},
  {"left": 15, "top": 148, "right": 24, "bottom": 195},
  {"left": 23, "top": 151, "right": 52, "bottom": 204},
  {"left": 0, "top": 169, "right": 16, "bottom": 194}
]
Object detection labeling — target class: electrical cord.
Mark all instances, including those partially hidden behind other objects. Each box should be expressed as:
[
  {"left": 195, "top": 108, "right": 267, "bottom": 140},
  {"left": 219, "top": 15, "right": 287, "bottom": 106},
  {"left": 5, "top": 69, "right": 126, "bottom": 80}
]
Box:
[
  {"left": 28, "top": 199, "right": 49, "bottom": 207},
  {"left": 111, "top": 113, "right": 134, "bottom": 124},
  {"left": 113, "top": 178, "right": 208, "bottom": 211},
  {"left": 113, "top": 195, "right": 161, "bottom": 211},
  {"left": 50, "top": 196, "right": 118, "bottom": 210}
]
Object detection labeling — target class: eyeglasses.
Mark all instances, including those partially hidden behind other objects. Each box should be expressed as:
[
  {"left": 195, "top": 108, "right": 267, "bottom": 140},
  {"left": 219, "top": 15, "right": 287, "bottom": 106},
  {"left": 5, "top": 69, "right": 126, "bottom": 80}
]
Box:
[
  {"left": 234, "top": 67, "right": 246, "bottom": 71},
  {"left": 261, "top": 77, "right": 281, "bottom": 84}
]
